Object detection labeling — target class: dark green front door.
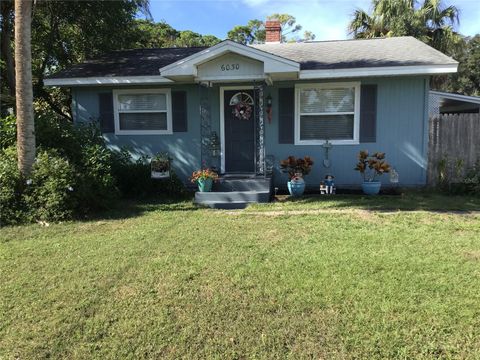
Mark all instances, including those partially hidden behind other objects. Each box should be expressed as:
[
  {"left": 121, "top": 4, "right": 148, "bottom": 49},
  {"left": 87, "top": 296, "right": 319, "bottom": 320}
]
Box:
[{"left": 224, "top": 89, "right": 255, "bottom": 173}]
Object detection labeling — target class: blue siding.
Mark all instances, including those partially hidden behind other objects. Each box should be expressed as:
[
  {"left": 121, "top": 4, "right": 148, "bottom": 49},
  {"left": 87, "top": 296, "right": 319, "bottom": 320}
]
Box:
[
  {"left": 265, "top": 77, "right": 429, "bottom": 187},
  {"left": 72, "top": 76, "right": 429, "bottom": 187}
]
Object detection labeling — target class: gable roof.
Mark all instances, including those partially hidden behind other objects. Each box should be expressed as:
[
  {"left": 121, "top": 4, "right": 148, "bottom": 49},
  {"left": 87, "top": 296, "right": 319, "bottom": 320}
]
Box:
[
  {"left": 252, "top": 37, "right": 457, "bottom": 70},
  {"left": 45, "top": 36, "right": 458, "bottom": 86},
  {"left": 159, "top": 40, "right": 299, "bottom": 79}
]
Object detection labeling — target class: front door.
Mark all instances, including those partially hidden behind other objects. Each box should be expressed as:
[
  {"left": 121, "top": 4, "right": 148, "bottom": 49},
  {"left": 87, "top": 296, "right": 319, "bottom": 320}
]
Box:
[{"left": 224, "top": 89, "right": 255, "bottom": 173}]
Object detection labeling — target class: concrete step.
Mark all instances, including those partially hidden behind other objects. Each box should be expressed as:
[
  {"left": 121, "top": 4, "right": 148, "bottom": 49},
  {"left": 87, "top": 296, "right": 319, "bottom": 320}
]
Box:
[
  {"left": 195, "top": 190, "right": 271, "bottom": 204},
  {"left": 196, "top": 201, "right": 250, "bottom": 210},
  {"left": 214, "top": 177, "right": 272, "bottom": 192}
]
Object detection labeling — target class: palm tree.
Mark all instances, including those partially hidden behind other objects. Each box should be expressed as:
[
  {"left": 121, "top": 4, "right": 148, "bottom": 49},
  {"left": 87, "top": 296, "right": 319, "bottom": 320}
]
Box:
[
  {"left": 15, "top": 0, "right": 35, "bottom": 175},
  {"left": 348, "top": 0, "right": 460, "bottom": 55},
  {"left": 348, "top": 9, "right": 389, "bottom": 38},
  {"left": 418, "top": 0, "right": 461, "bottom": 54}
]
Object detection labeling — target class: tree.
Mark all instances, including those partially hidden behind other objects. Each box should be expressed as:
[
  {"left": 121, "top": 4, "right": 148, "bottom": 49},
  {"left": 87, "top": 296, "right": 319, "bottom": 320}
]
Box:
[
  {"left": 1, "top": 1, "right": 152, "bottom": 119},
  {"left": 439, "top": 35, "right": 480, "bottom": 96},
  {"left": 348, "top": 0, "right": 461, "bottom": 56},
  {"left": 227, "top": 14, "right": 315, "bottom": 44},
  {"left": 14, "top": 0, "right": 35, "bottom": 175},
  {"left": 133, "top": 20, "right": 220, "bottom": 48},
  {"left": 228, "top": 25, "right": 256, "bottom": 45}
]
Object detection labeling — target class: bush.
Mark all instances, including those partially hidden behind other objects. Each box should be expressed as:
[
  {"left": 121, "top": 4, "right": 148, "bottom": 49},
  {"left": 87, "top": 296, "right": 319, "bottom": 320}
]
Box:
[
  {"left": 463, "top": 161, "right": 480, "bottom": 194},
  {"left": 23, "top": 149, "right": 78, "bottom": 222},
  {"left": 0, "top": 115, "right": 17, "bottom": 149},
  {"left": 77, "top": 143, "right": 119, "bottom": 211},
  {"left": 35, "top": 110, "right": 104, "bottom": 165},
  {"left": 1, "top": 111, "right": 188, "bottom": 226},
  {"left": 0, "top": 147, "right": 24, "bottom": 225},
  {"left": 111, "top": 149, "right": 187, "bottom": 198},
  {"left": 436, "top": 156, "right": 480, "bottom": 195}
]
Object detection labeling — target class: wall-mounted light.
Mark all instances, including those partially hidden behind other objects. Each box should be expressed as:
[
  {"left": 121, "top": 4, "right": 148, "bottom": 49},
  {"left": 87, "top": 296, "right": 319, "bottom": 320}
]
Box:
[{"left": 266, "top": 94, "right": 273, "bottom": 123}]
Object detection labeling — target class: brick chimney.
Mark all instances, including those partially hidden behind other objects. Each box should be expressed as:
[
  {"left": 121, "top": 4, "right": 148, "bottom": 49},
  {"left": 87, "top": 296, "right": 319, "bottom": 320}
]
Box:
[{"left": 265, "top": 20, "right": 281, "bottom": 43}]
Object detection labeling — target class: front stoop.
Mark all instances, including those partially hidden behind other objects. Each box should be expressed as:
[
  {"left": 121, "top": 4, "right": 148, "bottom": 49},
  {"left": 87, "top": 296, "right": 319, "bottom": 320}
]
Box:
[{"left": 194, "top": 176, "right": 273, "bottom": 209}]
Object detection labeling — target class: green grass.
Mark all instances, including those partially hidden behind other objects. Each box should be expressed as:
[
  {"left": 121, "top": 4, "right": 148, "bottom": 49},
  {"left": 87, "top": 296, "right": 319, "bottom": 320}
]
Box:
[{"left": 1, "top": 194, "right": 480, "bottom": 359}]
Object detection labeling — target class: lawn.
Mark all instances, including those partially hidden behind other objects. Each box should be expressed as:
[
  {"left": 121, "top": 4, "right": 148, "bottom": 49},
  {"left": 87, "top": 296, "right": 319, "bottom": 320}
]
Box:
[{"left": 1, "top": 194, "right": 480, "bottom": 359}]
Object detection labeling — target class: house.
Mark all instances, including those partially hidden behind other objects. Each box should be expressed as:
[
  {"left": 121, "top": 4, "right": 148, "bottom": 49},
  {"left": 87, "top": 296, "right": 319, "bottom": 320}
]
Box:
[
  {"left": 429, "top": 90, "right": 480, "bottom": 115},
  {"left": 45, "top": 20, "right": 458, "bottom": 204}
]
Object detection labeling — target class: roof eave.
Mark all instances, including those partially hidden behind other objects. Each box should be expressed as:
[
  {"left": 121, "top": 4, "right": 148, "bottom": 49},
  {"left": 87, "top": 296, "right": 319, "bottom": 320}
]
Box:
[
  {"left": 44, "top": 75, "right": 173, "bottom": 87},
  {"left": 299, "top": 63, "right": 458, "bottom": 79},
  {"left": 430, "top": 90, "right": 480, "bottom": 104}
]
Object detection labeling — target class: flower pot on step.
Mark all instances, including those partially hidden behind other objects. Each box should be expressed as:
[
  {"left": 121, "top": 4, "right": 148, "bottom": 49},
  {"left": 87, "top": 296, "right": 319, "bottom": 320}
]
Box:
[{"left": 197, "top": 178, "right": 213, "bottom": 192}]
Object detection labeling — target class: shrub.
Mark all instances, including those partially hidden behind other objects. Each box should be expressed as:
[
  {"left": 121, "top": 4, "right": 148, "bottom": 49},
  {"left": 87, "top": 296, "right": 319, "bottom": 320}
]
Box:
[
  {"left": 435, "top": 156, "right": 480, "bottom": 195},
  {"left": 2, "top": 111, "right": 188, "bottom": 225},
  {"left": 76, "top": 143, "right": 119, "bottom": 211},
  {"left": 280, "top": 156, "right": 314, "bottom": 179},
  {"left": 0, "top": 147, "right": 24, "bottom": 225},
  {"left": 111, "top": 148, "right": 186, "bottom": 198},
  {"left": 23, "top": 149, "right": 78, "bottom": 222},
  {"left": 463, "top": 161, "right": 480, "bottom": 194},
  {"left": 0, "top": 115, "right": 17, "bottom": 149},
  {"left": 35, "top": 110, "right": 103, "bottom": 165},
  {"left": 354, "top": 150, "right": 391, "bottom": 182}
]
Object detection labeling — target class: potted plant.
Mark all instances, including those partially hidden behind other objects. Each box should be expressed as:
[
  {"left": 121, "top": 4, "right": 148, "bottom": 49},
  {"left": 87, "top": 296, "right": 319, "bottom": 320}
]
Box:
[
  {"left": 354, "top": 150, "right": 391, "bottom": 195},
  {"left": 151, "top": 152, "right": 171, "bottom": 179},
  {"left": 280, "top": 156, "right": 314, "bottom": 197},
  {"left": 190, "top": 168, "right": 218, "bottom": 192}
]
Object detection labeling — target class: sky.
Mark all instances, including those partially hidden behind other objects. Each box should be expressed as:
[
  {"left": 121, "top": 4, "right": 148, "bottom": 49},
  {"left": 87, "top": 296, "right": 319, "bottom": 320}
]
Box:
[{"left": 147, "top": 0, "right": 480, "bottom": 41}]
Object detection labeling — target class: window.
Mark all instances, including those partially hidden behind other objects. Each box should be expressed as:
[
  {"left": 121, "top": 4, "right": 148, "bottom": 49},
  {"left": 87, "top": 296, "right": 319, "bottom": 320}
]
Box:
[
  {"left": 295, "top": 82, "right": 360, "bottom": 145},
  {"left": 113, "top": 89, "right": 172, "bottom": 135}
]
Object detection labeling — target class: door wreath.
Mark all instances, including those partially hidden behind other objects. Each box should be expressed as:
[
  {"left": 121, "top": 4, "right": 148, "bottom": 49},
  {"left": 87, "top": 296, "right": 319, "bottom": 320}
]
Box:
[
  {"left": 230, "top": 91, "right": 254, "bottom": 121},
  {"left": 233, "top": 101, "right": 252, "bottom": 121}
]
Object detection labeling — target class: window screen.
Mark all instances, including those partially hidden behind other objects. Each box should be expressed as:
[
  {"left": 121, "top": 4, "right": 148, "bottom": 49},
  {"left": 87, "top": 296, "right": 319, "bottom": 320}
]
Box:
[
  {"left": 298, "top": 85, "right": 356, "bottom": 142},
  {"left": 116, "top": 92, "right": 169, "bottom": 132}
]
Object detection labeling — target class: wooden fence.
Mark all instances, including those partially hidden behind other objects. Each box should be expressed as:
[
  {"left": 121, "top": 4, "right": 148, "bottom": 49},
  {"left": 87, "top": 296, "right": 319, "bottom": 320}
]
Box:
[{"left": 427, "top": 113, "right": 480, "bottom": 185}]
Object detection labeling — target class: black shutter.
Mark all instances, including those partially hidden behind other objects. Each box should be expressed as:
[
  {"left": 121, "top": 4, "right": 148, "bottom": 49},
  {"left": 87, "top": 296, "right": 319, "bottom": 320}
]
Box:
[
  {"left": 98, "top": 92, "right": 114, "bottom": 133},
  {"left": 360, "top": 84, "right": 377, "bottom": 143},
  {"left": 172, "top": 91, "right": 188, "bottom": 132},
  {"left": 278, "top": 87, "right": 295, "bottom": 144}
]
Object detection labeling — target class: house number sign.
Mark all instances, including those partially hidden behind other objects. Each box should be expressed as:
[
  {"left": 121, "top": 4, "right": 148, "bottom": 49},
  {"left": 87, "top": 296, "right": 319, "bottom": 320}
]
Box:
[{"left": 221, "top": 63, "right": 240, "bottom": 71}]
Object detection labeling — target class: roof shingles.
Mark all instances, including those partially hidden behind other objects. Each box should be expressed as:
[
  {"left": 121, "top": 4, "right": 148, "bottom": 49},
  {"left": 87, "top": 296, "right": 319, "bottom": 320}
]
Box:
[
  {"left": 252, "top": 37, "right": 457, "bottom": 70},
  {"left": 47, "top": 37, "right": 457, "bottom": 79}
]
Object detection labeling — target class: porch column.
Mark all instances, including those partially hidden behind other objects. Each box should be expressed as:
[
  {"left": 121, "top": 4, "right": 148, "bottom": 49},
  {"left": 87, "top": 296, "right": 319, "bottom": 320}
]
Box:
[{"left": 255, "top": 83, "right": 265, "bottom": 175}]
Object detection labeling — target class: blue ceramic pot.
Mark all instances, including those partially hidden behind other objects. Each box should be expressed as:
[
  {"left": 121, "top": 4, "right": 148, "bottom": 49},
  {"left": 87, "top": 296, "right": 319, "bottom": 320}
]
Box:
[
  {"left": 197, "top": 178, "right": 213, "bottom": 192},
  {"left": 362, "top": 181, "right": 381, "bottom": 195},
  {"left": 288, "top": 179, "right": 306, "bottom": 197}
]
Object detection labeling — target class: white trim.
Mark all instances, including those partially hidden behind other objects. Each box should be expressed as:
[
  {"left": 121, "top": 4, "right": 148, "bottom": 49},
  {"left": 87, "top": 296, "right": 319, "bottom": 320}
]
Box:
[
  {"left": 44, "top": 64, "right": 458, "bottom": 87},
  {"left": 294, "top": 82, "right": 361, "bottom": 145},
  {"left": 219, "top": 85, "right": 254, "bottom": 174},
  {"left": 194, "top": 74, "right": 267, "bottom": 82},
  {"left": 113, "top": 88, "right": 173, "bottom": 135},
  {"left": 299, "top": 64, "right": 458, "bottom": 80},
  {"left": 44, "top": 75, "right": 173, "bottom": 87},
  {"left": 429, "top": 90, "right": 480, "bottom": 105},
  {"left": 160, "top": 40, "right": 299, "bottom": 78}
]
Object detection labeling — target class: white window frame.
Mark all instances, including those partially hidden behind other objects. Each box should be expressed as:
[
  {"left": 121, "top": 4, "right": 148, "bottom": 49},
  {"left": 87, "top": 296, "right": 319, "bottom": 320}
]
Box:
[
  {"left": 294, "top": 82, "right": 361, "bottom": 145},
  {"left": 113, "top": 88, "right": 173, "bottom": 135}
]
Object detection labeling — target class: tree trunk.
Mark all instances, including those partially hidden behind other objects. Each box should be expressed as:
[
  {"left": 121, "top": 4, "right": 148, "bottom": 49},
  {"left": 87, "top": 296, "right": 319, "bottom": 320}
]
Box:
[{"left": 14, "top": 0, "right": 35, "bottom": 176}]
